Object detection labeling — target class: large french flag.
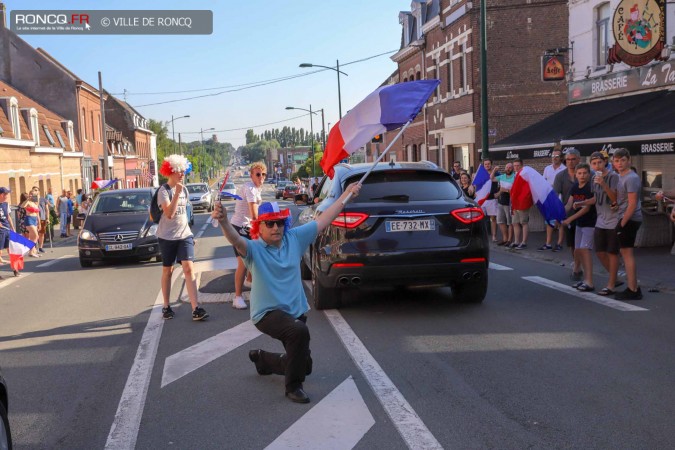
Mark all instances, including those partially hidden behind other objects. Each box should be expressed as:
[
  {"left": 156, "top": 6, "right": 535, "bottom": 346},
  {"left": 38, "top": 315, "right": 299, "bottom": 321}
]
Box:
[
  {"left": 472, "top": 164, "right": 492, "bottom": 205},
  {"left": 320, "top": 80, "right": 440, "bottom": 178},
  {"left": 511, "top": 166, "right": 566, "bottom": 226},
  {"left": 9, "top": 230, "right": 35, "bottom": 271}
]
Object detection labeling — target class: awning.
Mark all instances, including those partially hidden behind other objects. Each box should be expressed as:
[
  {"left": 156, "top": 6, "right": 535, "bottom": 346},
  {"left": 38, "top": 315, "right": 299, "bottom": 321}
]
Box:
[{"left": 489, "top": 90, "right": 673, "bottom": 158}]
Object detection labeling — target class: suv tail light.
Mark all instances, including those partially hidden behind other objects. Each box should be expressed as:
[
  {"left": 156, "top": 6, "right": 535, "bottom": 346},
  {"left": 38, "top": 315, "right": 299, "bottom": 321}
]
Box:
[
  {"left": 331, "top": 212, "right": 369, "bottom": 228},
  {"left": 451, "top": 207, "right": 485, "bottom": 224}
]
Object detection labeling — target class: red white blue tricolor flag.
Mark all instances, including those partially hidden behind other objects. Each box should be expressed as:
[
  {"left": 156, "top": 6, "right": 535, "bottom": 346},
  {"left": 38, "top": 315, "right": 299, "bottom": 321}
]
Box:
[
  {"left": 472, "top": 164, "right": 492, "bottom": 205},
  {"left": 511, "top": 166, "right": 566, "bottom": 226},
  {"left": 320, "top": 79, "right": 440, "bottom": 178},
  {"left": 91, "top": 178, "right": 117, "bottom": 190},
  {"left": 9, "top": 230, "right": 35, "bottom": 271}
]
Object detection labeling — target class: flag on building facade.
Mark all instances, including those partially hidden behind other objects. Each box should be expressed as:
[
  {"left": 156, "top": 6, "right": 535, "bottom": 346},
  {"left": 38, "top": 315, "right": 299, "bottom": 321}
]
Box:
[
  {"left": 9, "top": 230, "right": 35, "bottom": 271},
  {"left": 511, "top": 166, "right": 566, "bottom": 226},
  {"left": 320, "top": 80, "right": 440, "bottom": 178}
]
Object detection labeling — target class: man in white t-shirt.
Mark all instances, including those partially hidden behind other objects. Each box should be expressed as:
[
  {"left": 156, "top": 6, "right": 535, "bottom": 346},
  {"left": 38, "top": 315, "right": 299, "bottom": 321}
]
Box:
[
  {"left": 538, "top": 148, "right": 566, "bottom": 251},
  {"left": 229, "top": 161, "right": 266, "bottom": 309}
]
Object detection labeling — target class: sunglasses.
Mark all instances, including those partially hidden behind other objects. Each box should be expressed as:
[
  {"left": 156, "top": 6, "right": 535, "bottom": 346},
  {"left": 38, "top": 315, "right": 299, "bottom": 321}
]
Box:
[
  {"left": 263, "top": 219, "right": 285, "bottom": 228},
  {"left": 254, "top": 173, "right": 267, "bottom": 177}
]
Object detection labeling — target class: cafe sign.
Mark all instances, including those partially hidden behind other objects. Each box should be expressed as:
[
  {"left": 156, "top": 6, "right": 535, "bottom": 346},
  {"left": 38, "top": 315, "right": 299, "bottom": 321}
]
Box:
[
  {"left": 569, "top": 59, "right": 675, "bottom": 102},
  {"left": 608, "top": 0, "right": 666, "bottom": 67}
]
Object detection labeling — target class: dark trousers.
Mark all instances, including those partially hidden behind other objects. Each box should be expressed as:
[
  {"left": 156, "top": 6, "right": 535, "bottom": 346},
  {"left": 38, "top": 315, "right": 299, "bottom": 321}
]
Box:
[{"left": 254, "top": 310, "right": 311, "bottom": 392}]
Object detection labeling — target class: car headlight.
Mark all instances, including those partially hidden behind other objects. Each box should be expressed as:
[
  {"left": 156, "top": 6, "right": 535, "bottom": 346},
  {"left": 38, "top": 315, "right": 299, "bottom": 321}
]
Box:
[
  {"left": 79, "top": 230, "right": 97, "bottom": 241},
  {"left": 201, "top": 194, "right": 209, "bottom": 200},
  {"left": 145, "top": 223, "right": 159, "bottom": 237}
]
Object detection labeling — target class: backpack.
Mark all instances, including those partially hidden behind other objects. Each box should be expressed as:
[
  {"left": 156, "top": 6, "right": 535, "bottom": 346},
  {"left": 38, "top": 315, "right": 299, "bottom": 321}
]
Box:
[{"left": 150, "top": 184, "right": 194, "bottom": 225}]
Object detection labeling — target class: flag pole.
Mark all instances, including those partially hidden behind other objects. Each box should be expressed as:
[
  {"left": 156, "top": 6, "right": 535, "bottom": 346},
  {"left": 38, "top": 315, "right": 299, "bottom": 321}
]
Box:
[{"left": 342, "top": 119, "right": 413, "bottom": 205}]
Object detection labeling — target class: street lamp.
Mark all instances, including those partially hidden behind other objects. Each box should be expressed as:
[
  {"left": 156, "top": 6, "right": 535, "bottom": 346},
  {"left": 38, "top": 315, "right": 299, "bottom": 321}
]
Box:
[
  {"left": 299, "top": 61, "right": 348, "bottom": 119},
  {"left": 285, "top": 106, "right": 325, "bottom": 177},
  {"left": 170, "top": 115, "right": 190, "bottom": 154},
  {"left": 200, "top": 127, "right": 215, "bottom": 182}
]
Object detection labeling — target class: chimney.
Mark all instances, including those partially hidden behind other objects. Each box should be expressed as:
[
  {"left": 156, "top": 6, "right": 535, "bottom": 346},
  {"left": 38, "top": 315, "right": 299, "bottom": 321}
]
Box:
[{"left": 0, "top": 3, "right": 6, "bottom": 29}]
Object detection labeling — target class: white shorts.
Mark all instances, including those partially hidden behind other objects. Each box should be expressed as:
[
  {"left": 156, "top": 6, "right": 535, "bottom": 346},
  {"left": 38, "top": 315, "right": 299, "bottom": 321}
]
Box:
[
  {"left": 575, "top": 226, "right": 595, "bottom": 250},
  {"left": 482, "top": 199, "right": 498, "bottom": 217}
]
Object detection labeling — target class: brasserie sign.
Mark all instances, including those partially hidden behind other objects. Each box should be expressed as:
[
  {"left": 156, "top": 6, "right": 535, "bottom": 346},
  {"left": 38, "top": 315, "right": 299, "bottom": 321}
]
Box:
[{"left": 569, "top": 59, "right": 675, "bottom": 102}]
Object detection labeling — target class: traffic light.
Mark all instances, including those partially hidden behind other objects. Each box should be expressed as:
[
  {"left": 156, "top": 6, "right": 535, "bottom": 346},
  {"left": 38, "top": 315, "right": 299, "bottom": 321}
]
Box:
[{"left": 371, "top": 134, "right": 383, "bottom": 143}]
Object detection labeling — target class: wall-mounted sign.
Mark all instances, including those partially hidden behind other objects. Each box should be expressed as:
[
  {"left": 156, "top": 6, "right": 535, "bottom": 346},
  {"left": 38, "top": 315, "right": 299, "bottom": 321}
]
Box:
[
  {"left": 489, "top": 147, "right": 554, "bottom": 159},
  {"left": 563, "top": 139, "right": 675, "bottom": 156},
  {"left": 608, "top": 0, "right": 666, "bottom": 67},
  {"left": 569, "top": 59, "right": 675, "bottom": 102},
  {"left": 542, "top": 55, "right": 565, "bottom": 81}
]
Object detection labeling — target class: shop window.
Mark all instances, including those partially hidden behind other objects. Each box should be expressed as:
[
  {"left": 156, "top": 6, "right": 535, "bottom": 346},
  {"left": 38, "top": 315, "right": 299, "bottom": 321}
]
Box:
[{"left": 642, "top": 170, "right": 662, "bottom": 190}]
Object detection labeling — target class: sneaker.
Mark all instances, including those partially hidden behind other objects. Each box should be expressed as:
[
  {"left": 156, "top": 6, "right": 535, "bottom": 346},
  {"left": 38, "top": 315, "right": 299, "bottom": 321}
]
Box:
[
  {"left": 192, "top": 306, "right": 209, "bottom": 321},
  {"left": 614, "top": 287, "right": 643, "bottom": 300},
  {"left": 232, "top": 296, "right": 248, "bottom": 310},
  {"left": 537, "top": 244, "right": 552, "bottom": 251},
  {"left": 552, "top": 244, "right": 563, "bottom": 252},
  {"left": 243, "top": 279, "right": 252, "bottom": 289},
  {"left": 515, "top": 243, "right": 527, "bottom": 250},
  {"left": 38, "top": 248, "right": 45, "bottom": 253},
  {"left": 508, "top": 242, "right": 518, "bottom": 249},
  {"left": 162, "top": 306, "right": 175, "bottom": 320}
]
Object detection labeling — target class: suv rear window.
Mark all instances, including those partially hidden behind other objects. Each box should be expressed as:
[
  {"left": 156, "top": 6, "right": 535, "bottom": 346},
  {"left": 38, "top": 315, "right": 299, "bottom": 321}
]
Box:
[{"left": 347, "top": 170, "right": 460, "bottom": 202}]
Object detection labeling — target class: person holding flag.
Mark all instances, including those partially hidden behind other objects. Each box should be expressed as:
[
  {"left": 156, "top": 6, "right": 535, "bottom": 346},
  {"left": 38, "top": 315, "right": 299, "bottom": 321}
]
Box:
[{"left": 0, "top": 186, "right": 19, "bottom": 277}]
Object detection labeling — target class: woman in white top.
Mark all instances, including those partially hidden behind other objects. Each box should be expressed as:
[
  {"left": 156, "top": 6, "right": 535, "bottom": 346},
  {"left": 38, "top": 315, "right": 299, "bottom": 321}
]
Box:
[{"left": 229, "top": 161, "right": 266, "bottom": 309}]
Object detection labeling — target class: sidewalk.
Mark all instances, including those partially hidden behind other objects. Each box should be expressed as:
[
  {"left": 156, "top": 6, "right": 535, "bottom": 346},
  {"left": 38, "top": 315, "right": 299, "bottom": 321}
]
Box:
[{"left": 492, "top": 230, "right": 675, "bottom": 293}]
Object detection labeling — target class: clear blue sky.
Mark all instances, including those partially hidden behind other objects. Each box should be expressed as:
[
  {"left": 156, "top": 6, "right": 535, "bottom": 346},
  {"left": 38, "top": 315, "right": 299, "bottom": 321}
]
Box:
[{"left": 7, "top": 0, "right": 408, "bottom": 147}]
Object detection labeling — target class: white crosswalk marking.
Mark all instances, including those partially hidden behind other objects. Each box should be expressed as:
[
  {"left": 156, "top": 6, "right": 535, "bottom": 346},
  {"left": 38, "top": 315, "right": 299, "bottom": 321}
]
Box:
[
  {"left": 161, "top": 320, "right": 262, "bottom": 387},
  {"left": 264, "top": 377, "right": 375, "bottom": 450},
  {"left": 36, "top": 254, "right": 73, "bottom": 267},
  {"left": 523, "top": 276, "right": 648, "bottom": 311},
  {"left": 324, "top": 309, "right": 443, "bottom": 450},
  {"left": 489, "top": 262, "right": 512, "bottom": 270}
]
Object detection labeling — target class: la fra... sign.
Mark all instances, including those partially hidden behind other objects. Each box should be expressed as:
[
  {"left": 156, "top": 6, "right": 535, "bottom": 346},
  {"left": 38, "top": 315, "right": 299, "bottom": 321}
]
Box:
[{"left": 641, "top": 62, "right": 675, "bottom": 86}]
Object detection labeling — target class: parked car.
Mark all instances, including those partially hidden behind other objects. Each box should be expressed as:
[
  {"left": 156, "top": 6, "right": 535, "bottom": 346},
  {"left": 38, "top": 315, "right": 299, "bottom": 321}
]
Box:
[
  {"left": 275, "top": 181, "right": 293, "bottom": 199},
  {"left": 77, "top": 188, "right": 162, "bottom": 267},
  {"left": 296, "top": 161, "right": 489, "bottom": 309},
  {"left": 0, "top": 365, "right": 12, "bottom": 450},
  {"left": 186, "top": 183, "right": 215, "bottom": 211},
  {"left": 219, "top": 182, "right": 237, "bottom": 200},
  {"left": 282, "top": 184, "right": 299, "bottom": 200}
]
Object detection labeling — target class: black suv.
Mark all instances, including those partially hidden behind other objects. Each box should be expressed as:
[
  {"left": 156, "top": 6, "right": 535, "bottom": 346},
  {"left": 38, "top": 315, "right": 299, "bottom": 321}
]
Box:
[
  {"left": 296, "top": 161, "right": 489, "bottom": 309},
  {"left": 0, "top": 365, "right": 12, "bottom": 450}
]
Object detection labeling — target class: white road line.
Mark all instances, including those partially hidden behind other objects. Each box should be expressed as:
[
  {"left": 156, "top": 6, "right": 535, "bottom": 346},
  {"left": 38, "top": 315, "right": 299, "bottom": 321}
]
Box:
[
  {"left": 194, "top": 222, "right": 209, "bottom": 238},
  {"left": 161, "top": 320, "right": 261, "bottom": 388},
  {"left": 36, "top": 255, "right": 73, "bottom": 268},
  {"left": 0, "top": 272, "right": 32, "bottom": 289},
  {"left": 489, "top": 262, "right": 512, "bottom": 270},
  {"left": 522, "top": 276, "right": 648, "bottom": 312},
  {"left": 264, "top": 376, "right": 375, "bottom": 450},
  {"left": 324, "top": 310, "right": 443, "bottom": 450},
  {"left": 105, "top": 268, "right": 182, "bottom": 450}
]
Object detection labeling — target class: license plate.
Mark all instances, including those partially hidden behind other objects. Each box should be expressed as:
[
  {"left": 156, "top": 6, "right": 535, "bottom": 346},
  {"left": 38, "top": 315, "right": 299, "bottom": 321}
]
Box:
[
  {"left": 385, "top": 219, "right": 435, "bottom": 232},
  {"left": 105, "top": 243, "right": 133, "bottom": 251}
]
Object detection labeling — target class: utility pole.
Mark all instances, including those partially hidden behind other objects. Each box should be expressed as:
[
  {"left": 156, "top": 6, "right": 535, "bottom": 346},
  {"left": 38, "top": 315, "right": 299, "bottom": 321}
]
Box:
[
  {"left": 309, "top": 104, "right": 315, "bottom": 177},
  {"left": 98, "top": 71, "right": 110, "bottom": 180}
]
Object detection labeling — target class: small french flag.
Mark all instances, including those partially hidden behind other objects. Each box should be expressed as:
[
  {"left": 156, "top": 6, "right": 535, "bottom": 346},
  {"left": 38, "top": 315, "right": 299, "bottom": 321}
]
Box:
[
  {"left": 9, "top": 230, "right": 35, "bottom": 271},
  {"left": 472, "top": 164, "right": 492, "bottom": 205}
]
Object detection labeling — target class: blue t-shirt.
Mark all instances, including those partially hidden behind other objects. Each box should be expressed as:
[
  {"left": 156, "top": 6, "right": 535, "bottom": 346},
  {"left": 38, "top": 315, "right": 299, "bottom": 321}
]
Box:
[
  {"left": 244, "top": 222, "right": 318, "bottom": 324},
  {"left": 0, "top": 202, "right": 10, "bottom": 229}
]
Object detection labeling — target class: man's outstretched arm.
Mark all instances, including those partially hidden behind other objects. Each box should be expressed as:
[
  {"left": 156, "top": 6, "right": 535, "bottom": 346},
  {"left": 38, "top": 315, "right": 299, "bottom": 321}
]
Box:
[
  {"left": 212, "top": 202, "right": 248, "bottom": 257},
  {"left": 315, "top": 183, "right": 362, "bottom": 234}
]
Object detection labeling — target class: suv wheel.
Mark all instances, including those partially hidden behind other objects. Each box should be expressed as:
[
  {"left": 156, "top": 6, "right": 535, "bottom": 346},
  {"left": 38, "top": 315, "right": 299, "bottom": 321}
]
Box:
[
  {"left": 312, "top": 266, "right": 342, "bottom": 310},
  {"left": 453, "top": 272, "right": 488, "bottom": 303}
]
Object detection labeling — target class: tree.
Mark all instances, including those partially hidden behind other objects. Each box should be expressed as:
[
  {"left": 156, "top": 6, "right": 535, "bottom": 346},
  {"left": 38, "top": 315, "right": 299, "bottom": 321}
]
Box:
[{"left": 245, "top": 129, "right": 258, "bottom": 145}]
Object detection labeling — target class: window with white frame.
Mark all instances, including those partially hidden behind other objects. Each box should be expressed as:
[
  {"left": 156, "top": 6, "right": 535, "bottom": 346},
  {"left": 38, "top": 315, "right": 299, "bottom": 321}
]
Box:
[
  {"left": 9, "top": 98, "right": 20, "bottom": 138},
  {"left": 459, "top": 44, "right": 467, "bottom": 92},
  {"left": 66, "top": 121, "right": 75, "bottom": 149},
  {"left": 435, "top": 58, "right": 441, "bottom": 98},
  {"left": 82, "top": 107, "right": 87, "bottom": 141},
  {"left": 55, "top": 129, "right": 66, "bottom": 148},
  {"left": 30, "top": 109, "right": 39, "bottom": 144},
  {"left": 596, "top": 3, "right": 610, "bottom": 68},
  {"left": 446, "top": 49, "right": 454, "bottom": 95},
  {"left": 43, "top": 125, "right": 55, "bottom": 146}
]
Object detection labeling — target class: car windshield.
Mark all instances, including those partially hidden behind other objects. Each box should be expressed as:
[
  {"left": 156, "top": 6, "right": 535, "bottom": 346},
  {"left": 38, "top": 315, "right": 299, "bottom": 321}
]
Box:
[
  {"left": 346, "top": 170, "right": 461, "bottom": 202},
  {"left": 187, "top": 185, "right": 208, "bottom": 193},
  {"left": 90, "top": 192, "right": 153, "bottom": 213},
  {"left": 224, "top": 182, "right": 235, "bottom": 189}
]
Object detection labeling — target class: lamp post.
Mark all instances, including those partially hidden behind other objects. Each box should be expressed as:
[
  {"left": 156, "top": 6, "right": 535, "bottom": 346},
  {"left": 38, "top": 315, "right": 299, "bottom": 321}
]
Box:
[
  {"left": 200, "top": 127, "right": 215, "bottom": 182},
  {"left": 170, "top": 115, "right": 190, "bottom": 155},
  {"left": 286, "top": 106, "right": 324, "bottom": 177},
  {"left": 299, "top": 61, "right": 347, "bottom": 119}
]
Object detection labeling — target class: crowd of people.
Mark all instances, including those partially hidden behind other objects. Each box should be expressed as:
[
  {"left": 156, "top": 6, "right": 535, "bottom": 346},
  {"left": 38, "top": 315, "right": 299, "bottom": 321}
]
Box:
[{"left": 467, "top": 147, "right": 673, "bottom": 301}]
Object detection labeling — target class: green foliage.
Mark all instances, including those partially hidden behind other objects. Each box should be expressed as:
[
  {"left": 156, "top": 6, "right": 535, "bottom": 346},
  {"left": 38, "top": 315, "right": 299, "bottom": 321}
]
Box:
[
  {"left": 241, "top": 138, "right": 280, "bottom": 165},
  {"left": 296, "top": 149, "right": 323, "bottom": 179}
]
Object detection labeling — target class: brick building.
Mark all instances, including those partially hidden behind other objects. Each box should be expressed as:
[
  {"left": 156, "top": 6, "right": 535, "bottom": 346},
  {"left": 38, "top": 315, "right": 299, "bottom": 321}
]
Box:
[{"left": 370, "top": 0, "right": 568, "bottom": 174}]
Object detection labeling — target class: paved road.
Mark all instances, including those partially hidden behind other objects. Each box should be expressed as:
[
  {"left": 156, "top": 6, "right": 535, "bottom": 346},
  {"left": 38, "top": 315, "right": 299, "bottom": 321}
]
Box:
[{"left": 1, "top": 180, "right": 674, "bottom": 449}]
